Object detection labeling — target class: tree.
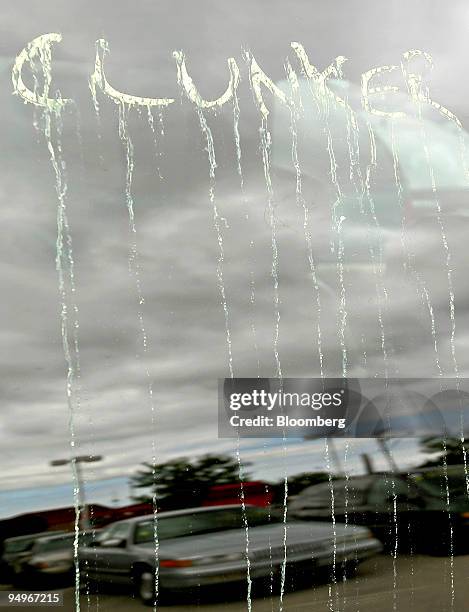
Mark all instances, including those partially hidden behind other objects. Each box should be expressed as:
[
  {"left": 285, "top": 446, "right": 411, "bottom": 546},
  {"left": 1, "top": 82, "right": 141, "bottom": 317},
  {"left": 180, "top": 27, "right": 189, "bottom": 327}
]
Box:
[
  {"left": 418, "top": 436, "right": 469, "bottom": 467},
  {"left": 130, "top": 454, "right": 251, "bottom": 510}
]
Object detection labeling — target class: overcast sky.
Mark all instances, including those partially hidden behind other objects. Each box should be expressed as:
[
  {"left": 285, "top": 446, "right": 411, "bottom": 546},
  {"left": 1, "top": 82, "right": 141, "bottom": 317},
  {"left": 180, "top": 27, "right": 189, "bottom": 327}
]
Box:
[{"left": 1, "top": 0, "right": 469, "bottom": 519}]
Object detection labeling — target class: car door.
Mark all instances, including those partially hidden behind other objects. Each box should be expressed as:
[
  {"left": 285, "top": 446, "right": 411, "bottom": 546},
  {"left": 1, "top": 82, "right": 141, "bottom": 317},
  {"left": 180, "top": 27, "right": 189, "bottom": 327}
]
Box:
[{"left": 93, "top": 522, "right": 133, "bottom": 584}]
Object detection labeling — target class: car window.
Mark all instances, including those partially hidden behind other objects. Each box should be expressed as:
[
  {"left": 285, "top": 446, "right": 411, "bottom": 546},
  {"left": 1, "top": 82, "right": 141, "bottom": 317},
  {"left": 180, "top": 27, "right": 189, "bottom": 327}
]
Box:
[
  {"left": 98, "top": 522, "right": 130, "bottom": 543},
  {"left": 134, "top": 507, "right": 280, "bottom": 544},
  {"left": 3, "top": 538, "right": 35, "bottom": 553},
  {"left": 33, "top": 535, "right": 74, "bottom": 553}
]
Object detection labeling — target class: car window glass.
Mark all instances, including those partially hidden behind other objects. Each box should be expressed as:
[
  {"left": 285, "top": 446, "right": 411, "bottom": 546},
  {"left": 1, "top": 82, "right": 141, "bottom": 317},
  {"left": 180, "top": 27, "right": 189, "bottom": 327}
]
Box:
[
  {"left": 33, "top": 535, "right": 74, "bottom": 553},
  {"left": 134, "top": 507, "right": 278, "bottom": 544},
  {"left": 98, "top": 522, "right": 129, "bottom": 543}
]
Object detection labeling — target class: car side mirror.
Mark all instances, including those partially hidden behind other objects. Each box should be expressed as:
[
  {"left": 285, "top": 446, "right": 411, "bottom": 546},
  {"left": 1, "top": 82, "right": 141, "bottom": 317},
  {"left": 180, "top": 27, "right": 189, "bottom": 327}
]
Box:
[{"left": 100, "top": 538, "right": 126, "bottom": 548}]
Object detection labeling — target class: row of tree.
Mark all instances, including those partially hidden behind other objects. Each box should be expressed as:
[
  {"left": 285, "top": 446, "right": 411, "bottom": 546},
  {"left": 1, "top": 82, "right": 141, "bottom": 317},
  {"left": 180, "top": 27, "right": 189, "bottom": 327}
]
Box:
[{"left": 130, "top": 437, "right": 469, "bottom": 508}]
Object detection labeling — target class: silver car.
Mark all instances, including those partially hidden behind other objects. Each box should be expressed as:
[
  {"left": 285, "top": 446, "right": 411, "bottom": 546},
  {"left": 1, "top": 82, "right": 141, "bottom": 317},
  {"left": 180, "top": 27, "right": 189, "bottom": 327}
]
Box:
[
  {"left": 80, "top": 504, "right": 381, "bottom": 605},
  {"left": 2, "top": 531, "right": 66, "bottom": 582},
  {"left": 25, "top": 531, "right": 98, "bottom": 579}
]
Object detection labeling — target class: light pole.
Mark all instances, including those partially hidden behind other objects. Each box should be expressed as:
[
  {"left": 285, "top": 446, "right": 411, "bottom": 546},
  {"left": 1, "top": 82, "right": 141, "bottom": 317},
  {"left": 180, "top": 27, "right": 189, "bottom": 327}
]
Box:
[{"left": 50, "top": 455, "right": 103, "bottom": 530}]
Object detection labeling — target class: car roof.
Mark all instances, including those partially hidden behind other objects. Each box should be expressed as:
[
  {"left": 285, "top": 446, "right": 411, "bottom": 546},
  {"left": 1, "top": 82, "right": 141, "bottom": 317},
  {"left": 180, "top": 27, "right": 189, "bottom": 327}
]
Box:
[
  {"left": 108, "top": 504, "right": 256, "bottom": 527},
  {"left": 4, "top": 530, "right": 64, "bottom": 543},
  {"left": 307, "top": 475, "right": 377, "bottom": 488}
]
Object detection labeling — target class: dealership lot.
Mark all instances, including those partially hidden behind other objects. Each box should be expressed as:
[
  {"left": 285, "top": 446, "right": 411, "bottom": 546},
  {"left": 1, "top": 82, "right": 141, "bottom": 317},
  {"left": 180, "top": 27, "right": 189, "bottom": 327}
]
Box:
[{"left": 2, "top": 553, "right": 469, "bottom": 611}]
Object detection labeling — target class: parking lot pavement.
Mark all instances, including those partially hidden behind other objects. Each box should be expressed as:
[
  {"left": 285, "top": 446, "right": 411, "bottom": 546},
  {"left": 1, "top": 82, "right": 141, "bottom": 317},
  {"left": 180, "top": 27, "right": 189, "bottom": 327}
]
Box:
[{"left": 2, "top": 554, "right": 469, "bottom": 611}]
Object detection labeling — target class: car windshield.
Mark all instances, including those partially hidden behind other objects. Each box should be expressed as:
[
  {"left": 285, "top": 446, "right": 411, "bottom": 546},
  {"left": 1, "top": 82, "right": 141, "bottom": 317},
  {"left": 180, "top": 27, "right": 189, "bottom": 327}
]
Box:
[
  {"left": 134, "top": 507, "right": 281, "bottom": 544},
  {"left": 3, "top": 538, "right": 34, "bottom": 553},
  {"left": 96, "top": 521, "right": 130, "bottom": 543}
]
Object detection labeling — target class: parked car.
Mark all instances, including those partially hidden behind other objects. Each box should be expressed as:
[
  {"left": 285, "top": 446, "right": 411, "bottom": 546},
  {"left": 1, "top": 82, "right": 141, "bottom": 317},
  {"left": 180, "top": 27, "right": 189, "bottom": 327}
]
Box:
[
  {"left": 24, "top": 531, "right": 98, "bottom": 581},
  {"left": 79, "top": 504, "right": 381, "bottom": 606},
  {"left": 288, "top": 466, "right": 469, "bottom": 555},
  {"left": 1, "top": 531, "right": 65, "bottom": 583}
]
